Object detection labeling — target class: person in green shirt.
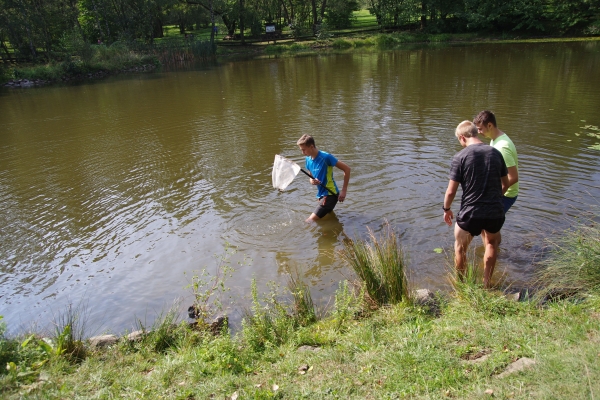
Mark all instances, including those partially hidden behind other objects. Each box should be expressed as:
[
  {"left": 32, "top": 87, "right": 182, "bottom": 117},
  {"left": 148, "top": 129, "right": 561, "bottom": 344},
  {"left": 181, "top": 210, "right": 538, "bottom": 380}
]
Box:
[{"left": 474, "top": 110, "right": 519, "bottom": 213}]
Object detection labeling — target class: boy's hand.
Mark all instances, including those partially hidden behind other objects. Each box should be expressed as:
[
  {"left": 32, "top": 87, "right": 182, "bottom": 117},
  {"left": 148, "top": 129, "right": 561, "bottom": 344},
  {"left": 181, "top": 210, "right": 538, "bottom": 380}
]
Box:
[{"left": 309, "top": 178, "right": 320, "bottom": 186}]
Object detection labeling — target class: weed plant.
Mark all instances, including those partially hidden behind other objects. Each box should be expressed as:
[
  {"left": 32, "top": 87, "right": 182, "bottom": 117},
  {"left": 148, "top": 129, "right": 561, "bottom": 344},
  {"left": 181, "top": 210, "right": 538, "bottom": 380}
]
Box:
[
  {"left": 287, "top": 271, "right": 318, "bottom": 327},
  {"left": 242, "top": 279, "right": 300, "bottom": 351},
  {"left": 339, "top": 223, "right": 409, "bottom": 307},
  {"left": 50, "top": 302, "right": 88, "bottom": 361},
  {"left": 332, "top": 280, "right": 365, "bottom": 329}
]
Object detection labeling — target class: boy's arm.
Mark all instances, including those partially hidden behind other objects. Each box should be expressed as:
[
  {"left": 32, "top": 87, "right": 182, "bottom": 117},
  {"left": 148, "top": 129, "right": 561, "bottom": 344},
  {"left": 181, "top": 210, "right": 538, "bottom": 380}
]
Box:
[
  {"left": 335, "top": 161, "right": 351, "bottom": 202},
  {"left": 443, "top": 180, "right": 459, "bottom": 226}
]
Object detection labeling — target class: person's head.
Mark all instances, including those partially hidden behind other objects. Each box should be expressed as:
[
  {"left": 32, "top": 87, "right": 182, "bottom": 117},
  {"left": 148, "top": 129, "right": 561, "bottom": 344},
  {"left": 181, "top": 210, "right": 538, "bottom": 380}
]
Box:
[
  {"left": 473, "top": 110, "right": 497, "bottom": 137},
  {"left": 297, "top": 134, "right": 317, "bottom": 157},
  {"left": 455, "top": 120, "right": 478, "bottom": 146}
]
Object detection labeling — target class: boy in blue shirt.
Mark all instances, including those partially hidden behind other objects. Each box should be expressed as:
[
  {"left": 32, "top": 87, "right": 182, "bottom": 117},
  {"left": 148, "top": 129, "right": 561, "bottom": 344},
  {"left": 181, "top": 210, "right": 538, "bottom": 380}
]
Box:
[{"left": 297, "top": 135, "right": 351, "bottom": 222}]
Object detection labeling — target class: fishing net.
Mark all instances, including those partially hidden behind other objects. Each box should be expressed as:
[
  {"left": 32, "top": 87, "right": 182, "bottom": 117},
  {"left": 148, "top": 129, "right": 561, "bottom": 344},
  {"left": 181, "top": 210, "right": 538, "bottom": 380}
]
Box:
[{"left": 272, "top": 154, "right": 301, "bottom": 191}]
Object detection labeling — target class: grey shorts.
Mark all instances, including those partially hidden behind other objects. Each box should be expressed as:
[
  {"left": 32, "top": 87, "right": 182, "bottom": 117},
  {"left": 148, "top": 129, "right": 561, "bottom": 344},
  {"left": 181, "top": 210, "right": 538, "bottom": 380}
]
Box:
[{"left": 314, "top": 195, "right": 338, "bottom": 218}]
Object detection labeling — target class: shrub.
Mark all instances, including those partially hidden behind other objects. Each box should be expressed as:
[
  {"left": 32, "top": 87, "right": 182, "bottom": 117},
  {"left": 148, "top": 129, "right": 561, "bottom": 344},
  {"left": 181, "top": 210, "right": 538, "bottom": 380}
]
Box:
[
  {"left": 265, "top": 45, "right": 286, "bottom": 54},
  {"left": 332, "top": 38, "right": 353, "bottom": 49}
]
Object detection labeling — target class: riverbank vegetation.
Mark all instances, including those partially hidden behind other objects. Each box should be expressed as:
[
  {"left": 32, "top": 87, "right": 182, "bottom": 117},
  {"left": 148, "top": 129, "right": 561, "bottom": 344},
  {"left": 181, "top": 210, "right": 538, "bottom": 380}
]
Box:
[
  {"left": 1, "top": 210, "right": 600, "bottom": 398},
  {"left": 2, "top": 0, "right": 600, "bottom": 85}
]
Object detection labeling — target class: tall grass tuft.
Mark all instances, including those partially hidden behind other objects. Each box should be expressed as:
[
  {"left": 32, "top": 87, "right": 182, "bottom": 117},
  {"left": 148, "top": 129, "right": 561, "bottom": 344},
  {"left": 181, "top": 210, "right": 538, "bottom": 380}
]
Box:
[
  {"left": 537, "top": 209, "right": 600, "bottom": 294},
  {"left": 51, "top": 301, "right": 89, "bottom": 361},
  {"left": 339, "top": 223, "right": 408, "bottom": 307},
  {"left": 136, "top": 302, "right": 184, "bottom": 353}
]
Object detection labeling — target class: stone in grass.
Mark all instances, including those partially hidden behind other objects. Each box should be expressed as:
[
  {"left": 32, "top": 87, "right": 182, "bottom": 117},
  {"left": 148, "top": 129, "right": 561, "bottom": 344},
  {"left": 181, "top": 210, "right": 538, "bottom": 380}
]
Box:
[
  {"left": 297, "top": 345, "right": 321, "bottom": 352},
  {"left": 127, "top": 330, "right": 145, "bottom": 342},
  {"left": 413, "top": 289, "right": 440, "bottom": 315},
  {"left": 496, "top": 357, "right": 536, "bottom": 378},
  {"left": 88, "top": 334, "right": 118, "bottom": 348}
]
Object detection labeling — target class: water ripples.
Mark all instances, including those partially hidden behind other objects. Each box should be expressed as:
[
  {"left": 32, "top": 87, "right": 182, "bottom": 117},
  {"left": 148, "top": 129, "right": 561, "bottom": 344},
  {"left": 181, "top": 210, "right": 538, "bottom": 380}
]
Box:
[{"left": 1, "top": 43, "right": 600, "bottom": 333}]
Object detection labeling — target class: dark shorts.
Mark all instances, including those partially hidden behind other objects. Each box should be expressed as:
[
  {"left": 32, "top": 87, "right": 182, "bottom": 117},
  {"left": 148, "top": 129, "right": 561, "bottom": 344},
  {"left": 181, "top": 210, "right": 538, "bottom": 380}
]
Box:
[
  {"left": 457, "top": 215, "right": 505, "bottom": 236},
  {"left": 502, "top": 195, "right": 517, "bottom": 213},
  {"left": 314, "top": 195, "right": 338, "bottom": 218}
]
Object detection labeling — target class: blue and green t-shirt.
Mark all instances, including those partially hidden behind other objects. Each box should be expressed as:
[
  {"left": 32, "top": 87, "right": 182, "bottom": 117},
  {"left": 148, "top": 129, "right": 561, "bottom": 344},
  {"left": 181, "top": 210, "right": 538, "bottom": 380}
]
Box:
[{"left": 305, "top": 150, "right": 339, "bottom": 198}]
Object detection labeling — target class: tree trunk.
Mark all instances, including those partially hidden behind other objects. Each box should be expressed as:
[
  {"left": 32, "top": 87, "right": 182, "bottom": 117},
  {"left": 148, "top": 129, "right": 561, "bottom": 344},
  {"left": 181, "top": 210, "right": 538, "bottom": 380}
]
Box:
[
  {"left": 239, "top": 0, "right": 245, "bottom": 44},
  {"left": 311, "top": 0, "right": 318, "bottom": 33},
  {"left": 279, "top": 0, "right": 290, "bottom": 24},
  {"left": 210, "top": 0, "right": 215, "bottom": 46}
]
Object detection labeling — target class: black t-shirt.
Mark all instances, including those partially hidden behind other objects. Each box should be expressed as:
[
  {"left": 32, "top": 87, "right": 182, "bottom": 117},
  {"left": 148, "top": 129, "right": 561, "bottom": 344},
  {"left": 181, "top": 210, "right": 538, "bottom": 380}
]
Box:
[{"left": 449, "top": 143, "right": 508, "bottom": 220}]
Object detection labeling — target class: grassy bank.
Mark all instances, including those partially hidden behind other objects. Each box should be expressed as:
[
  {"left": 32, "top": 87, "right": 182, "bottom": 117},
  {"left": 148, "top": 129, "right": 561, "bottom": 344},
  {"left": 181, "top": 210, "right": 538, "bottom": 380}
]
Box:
[
  {"left": 1, "top": 288, "right": 599, "bottom": 398},
  {"left": 2, "top": 215, "right": 600, "bottom": 399}
]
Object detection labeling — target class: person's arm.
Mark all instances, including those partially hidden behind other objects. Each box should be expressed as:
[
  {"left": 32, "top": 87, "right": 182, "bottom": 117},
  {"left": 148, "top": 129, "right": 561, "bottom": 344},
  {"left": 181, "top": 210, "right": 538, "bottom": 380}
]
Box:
[
  {"left": 501, "top": 175, "right": 510, "bottom": 195},
  {"left": 506, "top": 166, "right": 518, "bottom": 190},
  {"left": 443, "top": 180, "right": 459, "bottom": 226},
  {"left": 335, "top": 161, "right": 351, "bottom": 202}
]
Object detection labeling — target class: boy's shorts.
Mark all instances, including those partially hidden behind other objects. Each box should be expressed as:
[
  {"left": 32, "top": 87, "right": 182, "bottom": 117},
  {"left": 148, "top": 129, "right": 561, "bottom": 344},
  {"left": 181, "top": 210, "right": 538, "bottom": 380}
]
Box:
[
  {"left": 457, "top": 215, "right": 505, "bottom": 236},
  {"left": 314, "top": 195, "right": 338, "bottom": 218},
  {"left": 502, "top": 195, "right": 517, "bottom": 213}
]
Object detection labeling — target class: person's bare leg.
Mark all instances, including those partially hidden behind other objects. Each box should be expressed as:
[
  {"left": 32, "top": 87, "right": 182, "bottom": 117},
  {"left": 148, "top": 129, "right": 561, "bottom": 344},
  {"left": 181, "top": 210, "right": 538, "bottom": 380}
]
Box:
[
  {"left": 306, "top": 213, "right": 320, "bottom": 222},
  {"left": 454, "top": 224, "right": 473, "bottom": 281},
  {"left": 482, "top": 230, "right": 501, "bottom": 288}
]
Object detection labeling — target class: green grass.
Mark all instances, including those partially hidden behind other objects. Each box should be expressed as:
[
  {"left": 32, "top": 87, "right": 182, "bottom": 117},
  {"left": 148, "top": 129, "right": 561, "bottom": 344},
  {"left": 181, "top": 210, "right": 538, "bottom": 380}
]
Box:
[{"left": 2, "top": 290, "right": 599, "bottom": 399}]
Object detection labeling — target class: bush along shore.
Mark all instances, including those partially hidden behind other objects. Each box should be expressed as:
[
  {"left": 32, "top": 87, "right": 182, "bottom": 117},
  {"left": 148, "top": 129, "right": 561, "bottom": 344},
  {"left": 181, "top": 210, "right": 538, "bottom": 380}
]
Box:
[
  {"left": 3, "top": 33, "right": 599, "bottom": 88},
  {"left": 1, "top": 37, "right": 216, "bottom": 88},
  {"left": 1, "top": 210, "right": 600, "bottom": 399}
]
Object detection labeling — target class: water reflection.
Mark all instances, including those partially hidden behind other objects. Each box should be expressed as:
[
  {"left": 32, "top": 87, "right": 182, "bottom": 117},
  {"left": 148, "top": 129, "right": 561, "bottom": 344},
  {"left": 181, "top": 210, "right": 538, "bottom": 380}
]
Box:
[{"left": 1, "top": 41, "right": 600, "bottom": 333}]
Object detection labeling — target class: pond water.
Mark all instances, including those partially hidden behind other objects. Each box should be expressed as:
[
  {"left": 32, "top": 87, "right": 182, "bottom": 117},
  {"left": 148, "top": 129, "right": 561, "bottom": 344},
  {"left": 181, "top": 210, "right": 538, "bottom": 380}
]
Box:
[{"left": 1, "top": 41, "right": 600, "bottom": 334}]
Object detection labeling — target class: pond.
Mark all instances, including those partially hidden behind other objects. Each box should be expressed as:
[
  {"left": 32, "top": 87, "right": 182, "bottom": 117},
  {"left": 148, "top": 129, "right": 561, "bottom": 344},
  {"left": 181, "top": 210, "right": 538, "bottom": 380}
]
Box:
[{"left": 1, "top": 40, "right": 600, "bottom": 334}]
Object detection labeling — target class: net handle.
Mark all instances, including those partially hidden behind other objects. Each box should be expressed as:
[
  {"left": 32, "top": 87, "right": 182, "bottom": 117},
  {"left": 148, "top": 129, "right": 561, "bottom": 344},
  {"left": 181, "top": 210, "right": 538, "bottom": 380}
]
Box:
[{"left": 299, "top": 168, "right": 338, "bottom": 197}]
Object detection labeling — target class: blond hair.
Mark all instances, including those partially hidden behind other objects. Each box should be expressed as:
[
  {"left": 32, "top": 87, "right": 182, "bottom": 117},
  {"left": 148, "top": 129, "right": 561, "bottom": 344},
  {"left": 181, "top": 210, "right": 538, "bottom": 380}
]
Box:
[{"left": 455, "top": 120, "right": 478, "bottom": 139}]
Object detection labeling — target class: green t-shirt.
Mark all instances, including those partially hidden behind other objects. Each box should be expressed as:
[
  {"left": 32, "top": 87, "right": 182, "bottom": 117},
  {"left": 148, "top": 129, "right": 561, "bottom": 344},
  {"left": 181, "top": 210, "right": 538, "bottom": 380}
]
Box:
[{"left": 490, "top": 133, "right": 519, "bottom": 198}]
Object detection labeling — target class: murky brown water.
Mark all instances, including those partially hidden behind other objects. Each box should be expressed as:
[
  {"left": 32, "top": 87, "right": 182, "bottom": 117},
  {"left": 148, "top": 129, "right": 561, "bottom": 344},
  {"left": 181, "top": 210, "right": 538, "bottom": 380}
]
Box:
[{"left": 1, "top": 41, "right": 600, "bottom": 334}]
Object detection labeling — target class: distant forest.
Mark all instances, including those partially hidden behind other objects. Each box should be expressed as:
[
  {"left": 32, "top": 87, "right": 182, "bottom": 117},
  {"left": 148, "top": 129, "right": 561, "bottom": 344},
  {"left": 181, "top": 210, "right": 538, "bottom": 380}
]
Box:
[{"left": 1, "top": 0, "right": 599, "bottom": 61}]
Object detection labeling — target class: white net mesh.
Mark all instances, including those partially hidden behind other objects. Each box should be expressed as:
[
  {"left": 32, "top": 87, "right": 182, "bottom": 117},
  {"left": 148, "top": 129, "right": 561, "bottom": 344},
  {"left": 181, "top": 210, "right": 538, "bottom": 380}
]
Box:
[{"left": 272, "top": 154, "right": 301, "bottom": 191}]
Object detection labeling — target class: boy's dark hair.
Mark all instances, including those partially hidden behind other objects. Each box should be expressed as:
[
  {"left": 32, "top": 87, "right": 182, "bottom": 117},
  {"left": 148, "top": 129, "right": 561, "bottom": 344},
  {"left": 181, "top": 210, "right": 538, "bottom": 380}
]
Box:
[
  {"left": 297, "top": 134, "right": 315, "bottom": 147},
  {"left": 473, "top": 110, "right": 497, "bottom": 127}
]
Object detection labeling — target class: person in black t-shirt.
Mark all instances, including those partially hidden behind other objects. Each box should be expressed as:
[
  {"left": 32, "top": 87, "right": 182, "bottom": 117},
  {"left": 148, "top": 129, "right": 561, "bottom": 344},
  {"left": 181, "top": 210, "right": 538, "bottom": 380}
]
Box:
[{"left": 443, "top": 121, "right": 509, "bottom": 288}]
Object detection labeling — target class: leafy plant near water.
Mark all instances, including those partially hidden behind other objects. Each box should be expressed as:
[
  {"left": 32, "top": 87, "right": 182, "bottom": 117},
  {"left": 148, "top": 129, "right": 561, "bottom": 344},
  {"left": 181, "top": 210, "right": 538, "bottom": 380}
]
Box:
[
  {"left": 339, "top": 223, "right": 409, "bottom": 307},
  {"left": 537, "top": 208, "right": 600, "bottom": 293},
  {"left": 287, "top": 270, "right": 318, "bottom": 327},
  {"left": 332, "top": 280, "right": 365, "bottom": 329},
  {"left": 242, "top": 279, "right": 296, "bottom": 351},
  {"left": 242, "top": 272, "right": 319, "bottom": 352},
  {"left": 185, "top": 243, "right": 237, "bottom": 329}
]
